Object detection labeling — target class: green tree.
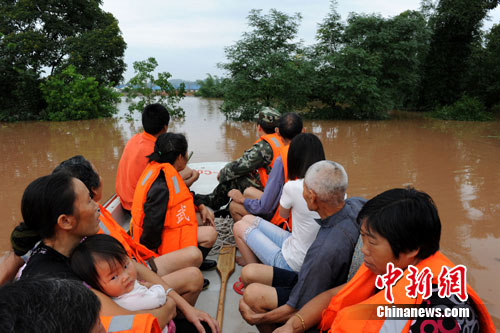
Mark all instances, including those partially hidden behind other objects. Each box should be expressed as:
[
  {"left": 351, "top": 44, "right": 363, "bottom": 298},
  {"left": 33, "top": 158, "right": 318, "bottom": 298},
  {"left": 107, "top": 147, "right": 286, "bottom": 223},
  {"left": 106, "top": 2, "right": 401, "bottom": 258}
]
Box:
[
  {"left": 466, "top": 24, "right": 500, "bottom": 109},
  {"left": 40, "top": 65, "right": 119, "bottom": 121},
  {"left": 220, "top": 9, "right": 313, "bottom": 120},
  {"left": 419, "top": 0, "right": 499, "bottom": 108},
  {"left": 0, "top": 0, "right": 126, "bottom": 121},
  {"left": 343, "top": 11, "right": 431, "bottom": 109},
  {"left": 195, "top": 74, "right": 227, "bottom": 98},
  {"left": 124, "top": 57, "right": 186, "bottom": 119}
]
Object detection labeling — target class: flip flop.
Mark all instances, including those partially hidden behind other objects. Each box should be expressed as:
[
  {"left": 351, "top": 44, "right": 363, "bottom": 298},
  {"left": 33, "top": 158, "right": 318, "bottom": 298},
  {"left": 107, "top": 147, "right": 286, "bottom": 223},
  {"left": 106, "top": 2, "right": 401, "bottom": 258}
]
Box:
[{"left": 233, "top": 277, "right": 245, "bottom": 295}]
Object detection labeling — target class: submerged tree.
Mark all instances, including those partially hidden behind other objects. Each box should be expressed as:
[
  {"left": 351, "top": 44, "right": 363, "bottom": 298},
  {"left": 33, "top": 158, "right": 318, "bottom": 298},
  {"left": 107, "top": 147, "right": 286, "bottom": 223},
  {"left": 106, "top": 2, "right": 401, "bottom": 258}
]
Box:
[
  {"left": 419, "top": 0, "right": 499, "bottom": 108},
  {"left": 124, "top": 57, "right": 186, "bottom": 119},
  {"left": 220, "top": 9, "right": 312, "bottom": 120},
  {"left": 0, "top": 0, "right": 126, "bottom": 121}
]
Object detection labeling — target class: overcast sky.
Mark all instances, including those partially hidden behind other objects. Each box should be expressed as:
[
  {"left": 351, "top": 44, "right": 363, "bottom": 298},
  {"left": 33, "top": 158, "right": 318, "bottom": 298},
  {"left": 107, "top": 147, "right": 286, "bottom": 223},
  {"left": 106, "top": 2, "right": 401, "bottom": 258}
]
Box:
[{"left": 101, "top": 0, "right": 500, "bottom": 82}]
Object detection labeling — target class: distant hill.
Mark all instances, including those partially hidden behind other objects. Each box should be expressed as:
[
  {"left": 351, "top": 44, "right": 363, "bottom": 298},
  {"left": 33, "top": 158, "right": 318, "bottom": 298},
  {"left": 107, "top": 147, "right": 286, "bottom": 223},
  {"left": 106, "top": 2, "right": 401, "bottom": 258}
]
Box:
[
  {"left": 169, "top": 79, "right": 200, "bottom": 90},
  {"left": 116, "top": 79, "right": 200, "bottom": 91}
]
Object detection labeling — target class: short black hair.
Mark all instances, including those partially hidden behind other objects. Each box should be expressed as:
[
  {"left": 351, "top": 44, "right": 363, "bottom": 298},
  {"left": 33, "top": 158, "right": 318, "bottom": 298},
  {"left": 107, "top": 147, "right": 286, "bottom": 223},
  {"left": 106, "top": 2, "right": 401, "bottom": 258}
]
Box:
[
  {"left": 142, "top": 103, "right": 170, "bottom": 135},
  {"left": 0, "top": 278, "right": 100, "bottom": 333},
  {"left": 70, "top": 234, "right": 129, "bottom": 293},
  {"left": 258, "top": 119, "right": 277, "bottom": 134},
  {"left": 287, "top": 133, "right": 325, "bottom": 180},
  {"left": 357, "top": 188, "right": 441, "bottom": 260},
  {"left": 53, "top": 155, "right": 100, "bottom": 198},
  {"left": 148, "top": 132, "right": 188, "bottom": 165},
  {"left": 278, "top": 113, "right": 303, "bottom": 141}
]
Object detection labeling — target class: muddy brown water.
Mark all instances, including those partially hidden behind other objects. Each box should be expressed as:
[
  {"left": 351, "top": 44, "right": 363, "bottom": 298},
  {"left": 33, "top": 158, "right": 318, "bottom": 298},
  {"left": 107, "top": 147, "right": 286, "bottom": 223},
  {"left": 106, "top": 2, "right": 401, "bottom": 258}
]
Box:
[{"left": 1, "top": 96, "right": 499, "bottom": 326}]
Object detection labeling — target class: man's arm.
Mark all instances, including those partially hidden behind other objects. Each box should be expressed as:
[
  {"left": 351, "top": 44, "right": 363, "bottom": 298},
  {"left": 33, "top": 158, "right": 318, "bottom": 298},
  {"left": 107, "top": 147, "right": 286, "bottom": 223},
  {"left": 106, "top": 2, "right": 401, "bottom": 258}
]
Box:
[
  {"left": 134, "top": 262, "right": 219, "bottom": 333},
  {"left": 218, "top": 141, "right": 273, "bottom": 183},
  {"left": 243, "top": 157, "right": 284, "bottom": 216},
  {"left": 179, "top": 167, "right": 199, "bottom": 187},
  {"left": 273, "top": 285, "right": 344, "bottom": 333},
  {"left": 240, "top": 299, "right": 297, "bottom": 325}
]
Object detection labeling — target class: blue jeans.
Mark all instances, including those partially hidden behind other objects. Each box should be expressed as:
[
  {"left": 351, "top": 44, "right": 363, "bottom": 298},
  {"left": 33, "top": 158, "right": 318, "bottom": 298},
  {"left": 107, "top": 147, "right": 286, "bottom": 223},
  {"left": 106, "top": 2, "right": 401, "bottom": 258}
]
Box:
[{"left": 244, "top": 217, "right": 293, "bottom": 271}]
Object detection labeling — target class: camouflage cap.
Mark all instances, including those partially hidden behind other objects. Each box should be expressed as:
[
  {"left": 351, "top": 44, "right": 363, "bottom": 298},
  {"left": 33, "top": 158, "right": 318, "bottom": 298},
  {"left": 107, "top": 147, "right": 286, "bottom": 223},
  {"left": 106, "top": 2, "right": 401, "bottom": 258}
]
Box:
[{"left": 254, "top": 107, "right": 280, "bottom": 126}]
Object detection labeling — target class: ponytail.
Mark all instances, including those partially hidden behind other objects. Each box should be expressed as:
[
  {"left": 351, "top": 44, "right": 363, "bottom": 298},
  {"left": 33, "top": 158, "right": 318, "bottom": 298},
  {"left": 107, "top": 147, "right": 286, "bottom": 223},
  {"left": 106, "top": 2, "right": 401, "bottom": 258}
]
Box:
[{"left": 11, "top": 222, "right": 40, "bottom": 256}]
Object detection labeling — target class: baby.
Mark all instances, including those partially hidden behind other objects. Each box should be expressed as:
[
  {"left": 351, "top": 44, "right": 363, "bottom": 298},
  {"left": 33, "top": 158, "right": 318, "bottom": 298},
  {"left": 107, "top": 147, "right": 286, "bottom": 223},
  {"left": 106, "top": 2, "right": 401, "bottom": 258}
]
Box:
[{"left": 70, "top": 234, "right": 175, "bottom": 333}]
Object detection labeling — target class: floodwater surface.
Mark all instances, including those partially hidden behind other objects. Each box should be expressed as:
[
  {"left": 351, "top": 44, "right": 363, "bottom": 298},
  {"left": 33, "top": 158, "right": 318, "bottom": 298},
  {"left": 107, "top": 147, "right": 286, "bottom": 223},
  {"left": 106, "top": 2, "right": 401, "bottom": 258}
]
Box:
[{"left": 1, "top": 97, "right": 499, "bottom": 326}]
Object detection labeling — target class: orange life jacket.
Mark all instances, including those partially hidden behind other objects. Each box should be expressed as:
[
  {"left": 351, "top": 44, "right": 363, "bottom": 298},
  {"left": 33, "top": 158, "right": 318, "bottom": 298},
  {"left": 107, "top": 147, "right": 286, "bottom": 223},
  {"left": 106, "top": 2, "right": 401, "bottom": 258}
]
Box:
[
  {"left": 269, "top": 145, "right": 292, "bottom": 231},
  {"left": 254, "top": 133, "right": 284, "bottom": 188},
  {"left": 101, "top": 314, "right": 161, "bottom": 333},
  {"left": 319, "top": 251, "right": 495, "bottom": 333},
  {"left": 130, "top": 162, "right": 198, "bottom": 255},
  {"left": 97, "top": 203, "right": 158, "bottom": 267}
]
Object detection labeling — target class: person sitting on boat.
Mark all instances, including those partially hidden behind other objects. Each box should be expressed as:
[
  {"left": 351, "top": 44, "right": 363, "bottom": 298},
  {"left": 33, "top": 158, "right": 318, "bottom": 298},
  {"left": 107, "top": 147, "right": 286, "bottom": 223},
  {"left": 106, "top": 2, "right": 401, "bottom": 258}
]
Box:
[
  {"left": 273, "top": 188, "right": 495, "bottom": 333},
  {"left": 232, "top": 133, "right": 325, "bottom": 270},
  {"left": 130, "top": 133, "right": 218, "bottom": 273},
  {"left": 71, "top": 234, "right": 176, "bottom": 333},
  {"left": 238, "top": 161, "right": 366, "bottom": 332},
  {"left": 12, "top": 172, "right": 218, "bottom": 333},
  {"left": 227, "top": 113, "right": 304, "bottom": 226},
  {"left": 116, "top": 103, "right": 199, "bottom": 213},
  {"left": 53, "top": 155, "right": 208, "bottom": 295},
  {"left": 0, "top": 278, "right": 105, "bottom": 333},
  {"left": 195, "top": 107, "right": 284, "bottom": 210}
]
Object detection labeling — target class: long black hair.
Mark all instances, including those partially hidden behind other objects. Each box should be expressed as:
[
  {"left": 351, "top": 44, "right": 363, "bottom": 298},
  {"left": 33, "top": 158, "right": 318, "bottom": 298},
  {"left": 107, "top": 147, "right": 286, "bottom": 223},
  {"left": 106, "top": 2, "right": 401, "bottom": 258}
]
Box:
[{"left": 287, "top": 133, "right": 325, "bottom": 180}]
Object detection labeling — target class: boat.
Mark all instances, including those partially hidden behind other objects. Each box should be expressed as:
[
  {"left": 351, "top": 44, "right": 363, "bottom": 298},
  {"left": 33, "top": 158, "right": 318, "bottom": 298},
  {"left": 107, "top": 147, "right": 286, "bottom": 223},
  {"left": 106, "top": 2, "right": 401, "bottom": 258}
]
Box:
[{"left": 103, "top": 162, "right": 256, "bottom": 332}]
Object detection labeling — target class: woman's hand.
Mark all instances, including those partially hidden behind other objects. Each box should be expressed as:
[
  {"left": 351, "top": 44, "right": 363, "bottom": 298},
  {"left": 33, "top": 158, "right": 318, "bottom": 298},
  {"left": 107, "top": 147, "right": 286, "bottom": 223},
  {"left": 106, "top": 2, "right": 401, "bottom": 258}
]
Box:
[
  {"left": 198, "top": 204, "right": 215, "bottom": 227},
  {"left": 228, "top": 189, "right": 245, "bottom": 204}
]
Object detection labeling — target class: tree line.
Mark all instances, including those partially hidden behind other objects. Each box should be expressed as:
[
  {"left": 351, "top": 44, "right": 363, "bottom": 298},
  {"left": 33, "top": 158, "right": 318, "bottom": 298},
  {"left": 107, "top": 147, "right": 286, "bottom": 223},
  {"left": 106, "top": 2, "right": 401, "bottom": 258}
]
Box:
[
  {"left": 197, "top": 0, "right": 500, "bottom": 121},
  {"left": 1, "top": 0, "right": 499, "bottom": 122}
]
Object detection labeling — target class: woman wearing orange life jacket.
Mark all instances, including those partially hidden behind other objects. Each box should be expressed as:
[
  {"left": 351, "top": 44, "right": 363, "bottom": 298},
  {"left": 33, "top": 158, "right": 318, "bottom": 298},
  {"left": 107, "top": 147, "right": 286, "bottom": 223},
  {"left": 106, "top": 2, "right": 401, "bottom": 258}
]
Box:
[
  {"left": 274, "top": 188, "right": 495, "bottom": 333},
  {"left": 53, "top": 156, "right": 204, "bottom": 304},
  {"left": 131, "top": 133, "right": 217, "bottom": 265}
]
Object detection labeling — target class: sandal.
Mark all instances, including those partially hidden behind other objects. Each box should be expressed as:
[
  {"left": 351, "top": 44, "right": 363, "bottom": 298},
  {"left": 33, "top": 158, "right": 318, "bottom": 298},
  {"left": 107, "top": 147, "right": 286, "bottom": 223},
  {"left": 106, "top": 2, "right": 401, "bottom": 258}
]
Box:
[{"left": 233, "top": 277, "right": 245, "bottom": 295}]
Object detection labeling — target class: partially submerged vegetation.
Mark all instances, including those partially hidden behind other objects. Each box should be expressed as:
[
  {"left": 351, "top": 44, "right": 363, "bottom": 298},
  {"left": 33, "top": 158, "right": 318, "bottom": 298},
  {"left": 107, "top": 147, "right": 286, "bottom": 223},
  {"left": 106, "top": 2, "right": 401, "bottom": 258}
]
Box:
[{"left": 1, "top": 0, "right": 499, "bottom": 122}]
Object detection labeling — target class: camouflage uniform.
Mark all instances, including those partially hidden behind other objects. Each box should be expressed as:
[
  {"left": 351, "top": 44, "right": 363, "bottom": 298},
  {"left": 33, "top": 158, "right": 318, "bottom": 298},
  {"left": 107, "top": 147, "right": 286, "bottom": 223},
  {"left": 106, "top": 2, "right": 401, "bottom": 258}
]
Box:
[{"left": 196, "top": 107, "right": 280, "bottom": 210}]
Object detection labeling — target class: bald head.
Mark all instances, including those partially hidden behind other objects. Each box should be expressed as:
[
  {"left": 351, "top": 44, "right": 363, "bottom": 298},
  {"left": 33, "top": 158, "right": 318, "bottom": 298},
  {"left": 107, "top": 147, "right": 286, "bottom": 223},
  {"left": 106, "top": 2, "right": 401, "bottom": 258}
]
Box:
[{"left": 304, "top": 161, "right": 348, "bottom": 204}]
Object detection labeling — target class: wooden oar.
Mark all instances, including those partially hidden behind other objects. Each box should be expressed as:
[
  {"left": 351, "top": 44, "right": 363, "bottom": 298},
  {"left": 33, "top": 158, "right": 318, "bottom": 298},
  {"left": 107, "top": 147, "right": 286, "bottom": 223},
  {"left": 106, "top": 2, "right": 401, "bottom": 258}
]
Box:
[{"left": 215, "top": 245, "right": 236, "bottom": 330}]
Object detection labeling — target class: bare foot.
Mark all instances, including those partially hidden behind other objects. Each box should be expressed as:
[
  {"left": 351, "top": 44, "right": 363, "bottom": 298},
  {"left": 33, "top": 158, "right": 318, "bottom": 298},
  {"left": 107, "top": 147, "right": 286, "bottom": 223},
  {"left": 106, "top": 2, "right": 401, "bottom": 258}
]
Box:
[{"left": 235, "top": 255, "right": 247, "bottom": 266}]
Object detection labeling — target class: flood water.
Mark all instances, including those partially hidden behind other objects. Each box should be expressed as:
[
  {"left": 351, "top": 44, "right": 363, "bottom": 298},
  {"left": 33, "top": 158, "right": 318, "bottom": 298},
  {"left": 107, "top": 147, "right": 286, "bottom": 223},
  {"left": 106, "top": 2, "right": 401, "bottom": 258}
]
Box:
[{"left": 1, "top": 96, "right": 499, "bottom": 326}]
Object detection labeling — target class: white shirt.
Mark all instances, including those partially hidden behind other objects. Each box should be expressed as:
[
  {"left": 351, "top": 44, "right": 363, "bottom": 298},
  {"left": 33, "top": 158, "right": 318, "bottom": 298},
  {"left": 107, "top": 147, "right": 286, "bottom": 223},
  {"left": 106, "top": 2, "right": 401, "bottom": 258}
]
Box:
[
  {"left": 280, "top": 179, "right": 321, "bottom": 272},
  {"left": 113, "top": 281, "right": 166, "bottom": 311},
  {"left": 113, "top": 281, "right": 170, "bottom": 333}
]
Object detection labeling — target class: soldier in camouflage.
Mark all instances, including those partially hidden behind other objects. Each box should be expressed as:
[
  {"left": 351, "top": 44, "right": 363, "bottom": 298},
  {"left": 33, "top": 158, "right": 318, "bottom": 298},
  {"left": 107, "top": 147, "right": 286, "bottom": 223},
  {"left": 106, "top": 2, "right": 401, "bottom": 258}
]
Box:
[{"left": 196, "top": 107, "right": 281, "bottom": 210}]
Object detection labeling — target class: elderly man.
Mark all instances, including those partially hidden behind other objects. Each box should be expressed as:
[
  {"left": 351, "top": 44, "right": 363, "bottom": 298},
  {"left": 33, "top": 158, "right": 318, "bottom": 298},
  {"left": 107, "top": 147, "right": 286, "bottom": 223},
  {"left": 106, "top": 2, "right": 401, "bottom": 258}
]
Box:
[{"left": 237, "top": 161, "right": 366, "bottom": 332}]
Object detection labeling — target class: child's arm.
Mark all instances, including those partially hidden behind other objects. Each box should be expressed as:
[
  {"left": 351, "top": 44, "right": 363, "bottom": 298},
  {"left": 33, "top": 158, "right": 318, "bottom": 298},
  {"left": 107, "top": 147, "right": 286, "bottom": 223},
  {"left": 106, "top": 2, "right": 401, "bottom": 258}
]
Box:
[
  {"left": 92, "top": 287, "right": 176, "bottom": 328},
  {"left": 134, "top": 261, "right": 220, "bottom": 333}
]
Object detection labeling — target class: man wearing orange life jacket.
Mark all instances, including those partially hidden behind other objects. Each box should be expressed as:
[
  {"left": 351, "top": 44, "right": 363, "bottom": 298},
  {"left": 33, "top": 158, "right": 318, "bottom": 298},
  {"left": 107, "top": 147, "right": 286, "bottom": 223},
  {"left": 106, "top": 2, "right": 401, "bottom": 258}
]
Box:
[
  {"left": 274, "top": 188, "right": 495, "bottom": 333},
  {"left": 228, "top": 112, "right": 304, "bottom": 226},
  {"left": 116, "top": 103, "right": 199, "bottom": 212},
  {"left": 195, "top": 107, "right": 283, "bottom": 210}
]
